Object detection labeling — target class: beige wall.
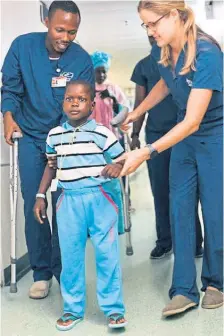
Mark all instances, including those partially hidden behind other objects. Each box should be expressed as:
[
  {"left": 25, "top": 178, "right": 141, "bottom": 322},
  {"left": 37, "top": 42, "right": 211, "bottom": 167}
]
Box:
[{"left": 0, "top": 1, "right": 46, "bottom": 285}]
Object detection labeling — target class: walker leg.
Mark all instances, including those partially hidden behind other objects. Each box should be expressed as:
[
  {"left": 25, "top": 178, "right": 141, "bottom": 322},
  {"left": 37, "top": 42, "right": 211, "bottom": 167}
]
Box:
[
  {"left": 9, "top": 134, "right": 21, "bottom": 293},
  {"left": 120, "top": 175, "right": 134, "bottom": 256}
]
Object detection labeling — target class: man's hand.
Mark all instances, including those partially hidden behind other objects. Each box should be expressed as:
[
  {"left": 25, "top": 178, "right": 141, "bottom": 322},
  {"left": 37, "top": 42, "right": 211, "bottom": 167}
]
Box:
[
  {"left": 33, "top": 198, "right": 47, "bottom": 224},
  {"left": 101, "top": 162, "right": 124, "bottom": 179},
  {"left": 3, "top": 111, "right": 22, "bottom": 145},
  {"left": 130, "top": 134, "right": 141, "bottom": 150},
  {"left": 48, "top": 156, "right": 57, "bottom": 169}
]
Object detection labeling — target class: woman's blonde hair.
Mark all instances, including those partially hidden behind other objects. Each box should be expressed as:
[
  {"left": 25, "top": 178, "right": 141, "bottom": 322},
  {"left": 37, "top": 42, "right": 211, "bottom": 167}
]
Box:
[{"left": 138, "top": 1, "right": 197, "bottom": 75}]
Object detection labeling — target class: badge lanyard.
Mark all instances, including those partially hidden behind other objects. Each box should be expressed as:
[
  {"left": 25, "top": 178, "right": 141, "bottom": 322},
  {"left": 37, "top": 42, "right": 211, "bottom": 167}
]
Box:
[{"left": 51, "top": 122, "right": 88, "bottom": 191}]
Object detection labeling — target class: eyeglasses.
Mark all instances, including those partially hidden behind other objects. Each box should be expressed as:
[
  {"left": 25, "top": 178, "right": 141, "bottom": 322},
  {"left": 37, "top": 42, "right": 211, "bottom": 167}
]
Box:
[{"left": 141, "top": 12, "right": 170, "bottom": 31}]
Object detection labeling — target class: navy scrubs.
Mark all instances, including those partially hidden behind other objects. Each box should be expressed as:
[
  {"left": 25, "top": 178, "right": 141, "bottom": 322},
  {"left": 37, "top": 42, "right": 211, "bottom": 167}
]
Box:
[
  {"left": 152, "top": 39, "right": 223, "bottom": 303},
  {"left": 131, "top": 54, "right": 203, "bottom": 251},
  {"left": 1, "top": 32, "right": 95, "bottom": 282}
]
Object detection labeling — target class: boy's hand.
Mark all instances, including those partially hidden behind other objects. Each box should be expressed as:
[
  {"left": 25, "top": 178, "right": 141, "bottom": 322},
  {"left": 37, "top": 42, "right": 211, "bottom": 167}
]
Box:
[
  {"left": 33, "top": 198, "right": 47, "bottom": 224},
  {"left": 101, "top": 161, "right": 125, "bottom": 179}
]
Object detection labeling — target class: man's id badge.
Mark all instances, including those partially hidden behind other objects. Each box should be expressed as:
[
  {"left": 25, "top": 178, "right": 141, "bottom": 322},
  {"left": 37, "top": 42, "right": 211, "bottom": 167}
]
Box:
[
  {"left": 51, "top": 76, "right": 67, "bottom": 88},
  {"left": 51, "top": 178, "right": 58, "bottom": 192}
]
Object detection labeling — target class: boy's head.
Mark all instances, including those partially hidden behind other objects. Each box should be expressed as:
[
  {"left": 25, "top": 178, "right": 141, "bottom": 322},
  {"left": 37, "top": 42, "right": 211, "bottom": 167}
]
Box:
[{"left": 63, "top": 81, "right": 95, "bottom": 123}]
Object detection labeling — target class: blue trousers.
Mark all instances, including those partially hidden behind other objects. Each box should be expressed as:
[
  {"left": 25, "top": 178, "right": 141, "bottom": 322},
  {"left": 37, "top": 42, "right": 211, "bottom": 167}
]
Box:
[
  {"left": 146, "top": 131, "right": 203, "bottom": 250},
  {"left": 169, "top": 135, "right": 223, "bottom": 303},
  {"left": 56, "top": 186, "right": 125, "bottom": 317},
  {"left": 18, "top": 134, "right": 61, "bottom": 282}
]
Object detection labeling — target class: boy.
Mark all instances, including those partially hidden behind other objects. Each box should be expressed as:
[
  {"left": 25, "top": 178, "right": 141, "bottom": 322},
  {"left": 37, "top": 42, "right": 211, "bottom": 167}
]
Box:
[{"left": 33, "top": 80, "right": 127, "bottom": 331}]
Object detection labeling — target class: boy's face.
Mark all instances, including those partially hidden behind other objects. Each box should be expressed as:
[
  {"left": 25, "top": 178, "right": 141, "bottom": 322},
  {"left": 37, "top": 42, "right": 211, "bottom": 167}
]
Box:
[{"left": 63, "top": 84, "right": 94, "bottom": 121}]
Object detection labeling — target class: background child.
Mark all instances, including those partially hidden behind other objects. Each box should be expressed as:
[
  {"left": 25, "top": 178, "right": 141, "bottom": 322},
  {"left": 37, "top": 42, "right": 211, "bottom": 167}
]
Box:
[{"left": 33, "top": 80, "right": 127, "bottom": 331}]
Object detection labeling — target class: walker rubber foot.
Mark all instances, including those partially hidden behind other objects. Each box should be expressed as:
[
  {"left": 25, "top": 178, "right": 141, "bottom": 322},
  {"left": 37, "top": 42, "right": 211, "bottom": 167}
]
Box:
[
  {"left": 10, "top": 283, "right": 17, "bottom": 293},
  {"left": 126, "top": 247, "right": 134, "bottom": 256}
]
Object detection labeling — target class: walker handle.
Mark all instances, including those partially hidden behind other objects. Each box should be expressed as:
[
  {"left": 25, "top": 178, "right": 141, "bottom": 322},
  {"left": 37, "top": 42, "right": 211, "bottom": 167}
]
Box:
[
  {"left": 110, "top": 107, "right": 129, "bottom": 128},
  {"left": 12, "top": 132, "right": 23, "bottom": 140}
]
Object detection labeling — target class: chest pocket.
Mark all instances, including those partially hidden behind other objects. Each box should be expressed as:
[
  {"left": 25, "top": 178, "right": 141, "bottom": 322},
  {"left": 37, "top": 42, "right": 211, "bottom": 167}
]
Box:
[
  {"left": 174, "top": 72, "right": 194, "bottom": 110},
  {"left": 52, "top": 87, "right": 66, "bottom": 108},
  {"left": 159, "top": 64, "right": 195, "bottom": 110}
]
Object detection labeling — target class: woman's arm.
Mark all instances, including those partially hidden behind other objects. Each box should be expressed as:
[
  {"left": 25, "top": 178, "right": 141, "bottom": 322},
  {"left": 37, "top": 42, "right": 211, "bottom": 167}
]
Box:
[
  {"left": 121, "top": 78, "right": 169, "bottom": 130},
  {"left": 134, "top": 78, "right": 169, "bottom": 118},
  {"left": 116, "top": 88, "right": 213, "bottom": 176}
]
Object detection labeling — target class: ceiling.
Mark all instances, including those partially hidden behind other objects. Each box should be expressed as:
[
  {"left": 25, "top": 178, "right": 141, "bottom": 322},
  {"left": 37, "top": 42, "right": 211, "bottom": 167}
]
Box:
[
  {"left": 2, "top": 0, "right": 223, "bottom": 90},
  {"left": 73, "top": 1, "right": 224, "bottom": 89},
  {"left": 76, "top": 1, "right": 150, "bottom": 88},
  {"left": 74, "top": 1, "right": 223, "bottom": 89}
]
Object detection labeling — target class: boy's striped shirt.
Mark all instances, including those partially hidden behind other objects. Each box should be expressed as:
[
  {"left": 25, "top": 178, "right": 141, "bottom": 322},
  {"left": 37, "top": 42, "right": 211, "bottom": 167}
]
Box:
[{"left": 46, "top": 119, "right": 125, "bottom": 189}]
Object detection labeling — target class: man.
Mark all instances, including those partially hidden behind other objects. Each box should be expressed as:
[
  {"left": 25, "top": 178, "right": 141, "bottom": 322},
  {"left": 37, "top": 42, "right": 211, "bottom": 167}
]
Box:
[
  {"left": 130, "top": 37, "right": 203, "bottom": 259},
  {"left": 1, "top": 1, "right": 94, "bottom": 299}
]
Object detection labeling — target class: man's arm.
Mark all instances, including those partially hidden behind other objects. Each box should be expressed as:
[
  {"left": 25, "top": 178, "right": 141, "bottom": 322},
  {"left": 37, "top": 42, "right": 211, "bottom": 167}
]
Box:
[
  {"left": 3, "top": 112, "right": 22, "bottom": 145},
  {"left": 1, "top": 38, "right": 24, "bottom": 145}
]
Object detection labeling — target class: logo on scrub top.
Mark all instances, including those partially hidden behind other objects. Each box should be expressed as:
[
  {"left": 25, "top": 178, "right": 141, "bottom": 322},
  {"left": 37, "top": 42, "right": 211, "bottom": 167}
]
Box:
[
  {"left": 186, "top": 78, "right": 193, "bottom": 87},
  {"left": 61, "top": 72, "right": 74, "bottom": 82}
]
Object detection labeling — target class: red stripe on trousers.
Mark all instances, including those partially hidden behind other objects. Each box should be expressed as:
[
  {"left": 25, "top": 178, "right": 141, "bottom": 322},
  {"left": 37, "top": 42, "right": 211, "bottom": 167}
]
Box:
[
  {"left": 99, "top": 186, "right": 118, "bottom": 213},
  {"left": 56, "top": 191, "right": 64, "bottom": 212}
]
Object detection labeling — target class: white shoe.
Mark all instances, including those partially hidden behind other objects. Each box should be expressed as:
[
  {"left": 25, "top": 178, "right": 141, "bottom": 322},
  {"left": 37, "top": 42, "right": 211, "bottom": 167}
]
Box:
[
  {"left": 29, "top": 279, "right": 52, "bottom": 299},
  {"left": 162, "top": 295, "right": 198, "bottom": 317}
]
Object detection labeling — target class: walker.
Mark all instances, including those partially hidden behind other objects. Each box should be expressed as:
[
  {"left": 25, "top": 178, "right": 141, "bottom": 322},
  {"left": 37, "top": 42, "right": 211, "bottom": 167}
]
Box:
[
  {"left": 9, "top": 131, "right": 22, "bottom": 293},
  {"left": 111, "top": 108, "right": 133, "bottom": 256}
]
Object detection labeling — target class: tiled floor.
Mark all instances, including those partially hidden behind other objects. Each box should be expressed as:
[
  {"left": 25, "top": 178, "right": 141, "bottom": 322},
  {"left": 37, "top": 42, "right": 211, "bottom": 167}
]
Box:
[{"left": 1, "top": 162, "right": 223, "bottom": 336}]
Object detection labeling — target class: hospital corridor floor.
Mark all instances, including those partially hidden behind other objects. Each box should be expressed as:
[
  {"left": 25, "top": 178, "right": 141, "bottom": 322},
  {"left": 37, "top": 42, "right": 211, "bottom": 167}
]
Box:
[{"left": 1, "top": 162, "right": 223, "bottom": 336}]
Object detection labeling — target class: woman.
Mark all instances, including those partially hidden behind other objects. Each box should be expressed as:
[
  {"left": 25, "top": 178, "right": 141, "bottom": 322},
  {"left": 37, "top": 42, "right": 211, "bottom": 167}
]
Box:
[{"left": 117, "top": 0, "right": 223, "bottom": 317}]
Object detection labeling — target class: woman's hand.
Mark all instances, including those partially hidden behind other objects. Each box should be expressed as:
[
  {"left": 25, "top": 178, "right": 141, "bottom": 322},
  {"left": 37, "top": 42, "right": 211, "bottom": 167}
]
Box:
[
  {"left": 115, "top": 147, "right": 150, "bottom": 176},
  {"left": 120, "top": 110, "right": 140, "bottom": 132}
]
